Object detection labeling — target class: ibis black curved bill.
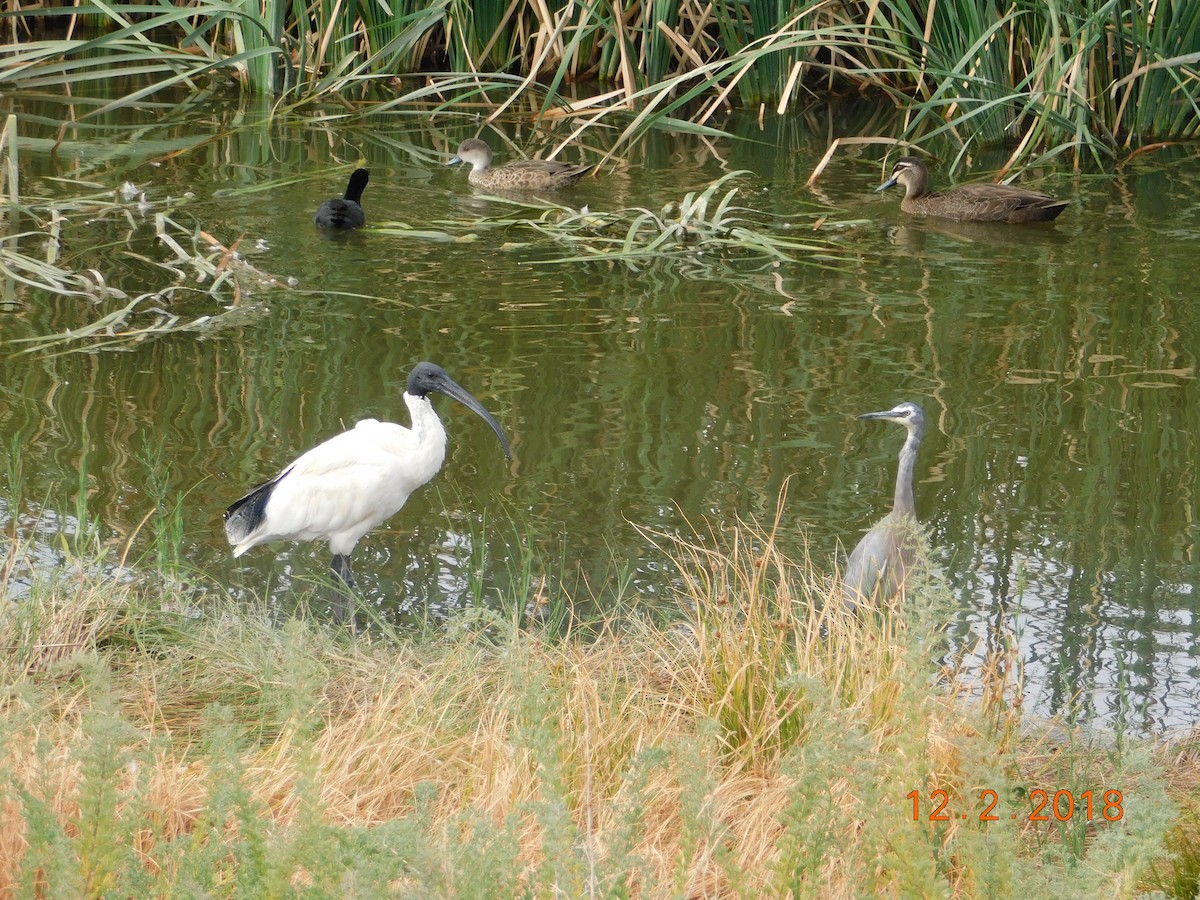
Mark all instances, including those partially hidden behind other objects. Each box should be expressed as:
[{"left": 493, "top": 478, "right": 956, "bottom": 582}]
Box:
[
  {"left": 407, "top": 361, "right": 512, "bottom": 460},
  {"left": 440, "top": 380, "right": 512, "bottom": 460}
]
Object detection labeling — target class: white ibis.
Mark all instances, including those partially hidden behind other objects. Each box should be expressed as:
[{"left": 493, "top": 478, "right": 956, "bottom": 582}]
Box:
[
  {"left": 224, "top": 361, "right": 511, "bottom": 618},
  {"left": 313, "top": 168, "right": 369, "bottom": 229},
  {"left": 841, "top": 402, "right": 926, "bottom": 611}
]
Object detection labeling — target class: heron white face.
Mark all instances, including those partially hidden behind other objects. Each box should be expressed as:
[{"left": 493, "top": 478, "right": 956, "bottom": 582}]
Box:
[{"left": 856, "top": 402, "right": 926, "bottom": 433}]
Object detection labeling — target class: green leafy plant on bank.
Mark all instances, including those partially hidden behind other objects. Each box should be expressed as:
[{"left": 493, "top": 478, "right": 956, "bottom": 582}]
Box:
[
  {"left": 0, "top": 480, "right": 1180, "bottom": 897},
  {"left": 0, "top": 473, "right": 1189, "bottom": 895}
]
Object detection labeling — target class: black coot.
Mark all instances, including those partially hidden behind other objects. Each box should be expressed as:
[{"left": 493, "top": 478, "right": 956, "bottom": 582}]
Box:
[{"left": 314, "top": 168, "right": 369, "bottom": 229}]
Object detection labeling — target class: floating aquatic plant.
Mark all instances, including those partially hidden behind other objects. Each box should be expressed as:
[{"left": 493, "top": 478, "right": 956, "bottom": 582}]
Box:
[
  {"left": 1, "top": 191, "right": 292, "bottom": 355},
  {"left": 379, "top": 171, "right": 861, "bottom": 273}
]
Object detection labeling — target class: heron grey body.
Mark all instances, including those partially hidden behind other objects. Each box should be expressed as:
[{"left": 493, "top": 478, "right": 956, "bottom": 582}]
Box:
[
  {"left": 224, "top": 361, "right": 511, "bottom": 621},
  {"left": 314, "top": 168, "right": 369, "bottom": 229},
  {"left": 842, "top": 402, "right": 926, "bottom": 611}
]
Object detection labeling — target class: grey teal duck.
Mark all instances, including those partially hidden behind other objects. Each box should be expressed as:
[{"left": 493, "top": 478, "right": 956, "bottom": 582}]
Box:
[{"left": 447, "top": 139, "right": 593, "bottom": 192}]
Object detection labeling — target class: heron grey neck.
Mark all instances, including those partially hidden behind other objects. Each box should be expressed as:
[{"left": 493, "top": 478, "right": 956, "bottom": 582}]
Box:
[{"left": 893, "top": 429, "right": 920, "bottom": 518}]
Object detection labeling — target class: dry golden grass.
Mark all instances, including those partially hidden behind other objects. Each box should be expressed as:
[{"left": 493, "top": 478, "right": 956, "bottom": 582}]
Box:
[{"left": 0, "top": 516, "right": 1189, "bottom": 896}]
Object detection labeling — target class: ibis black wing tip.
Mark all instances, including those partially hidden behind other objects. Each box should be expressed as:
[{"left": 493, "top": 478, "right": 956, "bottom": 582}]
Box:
[{"left": 223, "top": 469, "right": 288, "bottom": 543}]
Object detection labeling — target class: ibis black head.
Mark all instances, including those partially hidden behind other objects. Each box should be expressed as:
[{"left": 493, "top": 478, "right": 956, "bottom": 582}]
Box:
[
  {"left": 857, "top": 401, "right": 926, "bottom": 439},
  {"left": 407, "top": 361, "right": 512, "bottom": 460}
]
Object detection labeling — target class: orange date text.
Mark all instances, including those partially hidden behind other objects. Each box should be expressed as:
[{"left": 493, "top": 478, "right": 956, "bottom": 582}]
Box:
[{"left": 907, "top": 789, "right": 1124, "bottom": 823}]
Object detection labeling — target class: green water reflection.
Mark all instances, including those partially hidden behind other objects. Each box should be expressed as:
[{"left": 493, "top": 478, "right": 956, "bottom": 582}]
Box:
[{"left": 2, "top": 88, "right": 1199, "bottom": 732}]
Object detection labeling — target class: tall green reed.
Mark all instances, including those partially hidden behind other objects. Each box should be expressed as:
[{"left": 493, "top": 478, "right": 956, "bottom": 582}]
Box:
[{"left": 3, "top": 0, "right": 1195, "bottom": 169}]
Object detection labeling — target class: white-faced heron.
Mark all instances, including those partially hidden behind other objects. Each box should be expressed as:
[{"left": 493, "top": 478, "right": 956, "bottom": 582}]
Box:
[{"left": 841, "top": 401, "right": 926, "bottom": 610}]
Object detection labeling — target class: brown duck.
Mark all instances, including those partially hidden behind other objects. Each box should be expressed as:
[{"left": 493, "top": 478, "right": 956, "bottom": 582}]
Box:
[
  {"left": 877, "top": 157, "right": 1068, "bottom": 223},
  {"left": 447, "top": 139, "right": 594, "bottom": 192}
]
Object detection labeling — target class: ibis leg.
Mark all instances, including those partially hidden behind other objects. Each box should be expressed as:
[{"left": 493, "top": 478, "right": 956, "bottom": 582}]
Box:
[{"left": 330, "top": 553, "right": 357, "bottom": 626}]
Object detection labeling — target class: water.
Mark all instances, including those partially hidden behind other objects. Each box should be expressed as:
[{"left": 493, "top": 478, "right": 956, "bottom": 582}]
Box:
[{"left": 3, "top": 88, "right": 1200, "bottom": 732}]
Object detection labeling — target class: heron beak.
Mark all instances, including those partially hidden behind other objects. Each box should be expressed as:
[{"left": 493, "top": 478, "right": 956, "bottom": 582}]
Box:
[
  {"left": 876, "top": 176, "right": 898, "bottom": 192},
  {"left": 434, "top": 376, "right": 513, "bottom": 460},
  {"left": 857, "top": 409, "right": 902, "bottom": 421},
  {"left": 446, "top": 155, "right": 463, "bottom": 167}
]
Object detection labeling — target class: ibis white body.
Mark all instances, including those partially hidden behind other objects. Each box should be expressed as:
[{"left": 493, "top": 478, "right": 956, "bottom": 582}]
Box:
[
  {"left": 227, "top": 395, "right": 447, "bottom": 559},
  {"left": 224, "top": 361, "right": 512, "bottom": 620}
]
